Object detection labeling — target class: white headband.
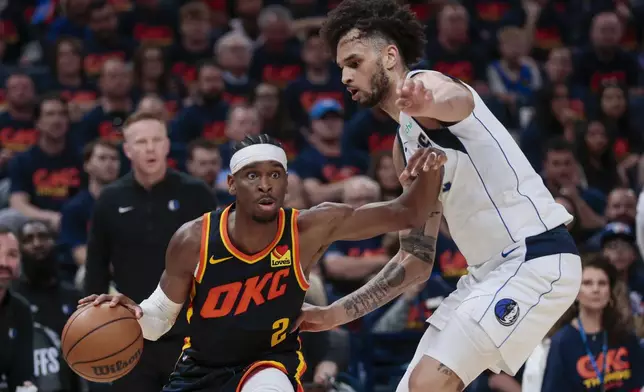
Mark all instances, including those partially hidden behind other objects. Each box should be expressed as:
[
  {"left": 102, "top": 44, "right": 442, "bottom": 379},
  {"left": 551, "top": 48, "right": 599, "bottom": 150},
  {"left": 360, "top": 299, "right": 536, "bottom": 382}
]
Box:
[{"left": 230, "top": 144, "right": 288, "bottom": 174}]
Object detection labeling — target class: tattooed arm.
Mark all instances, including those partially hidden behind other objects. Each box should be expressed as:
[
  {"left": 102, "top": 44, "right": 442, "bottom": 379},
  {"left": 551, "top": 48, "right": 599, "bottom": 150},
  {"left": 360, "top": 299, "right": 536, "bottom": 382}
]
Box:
[{"left": 297, "top": 207, "right": 443, "bottom": 332}]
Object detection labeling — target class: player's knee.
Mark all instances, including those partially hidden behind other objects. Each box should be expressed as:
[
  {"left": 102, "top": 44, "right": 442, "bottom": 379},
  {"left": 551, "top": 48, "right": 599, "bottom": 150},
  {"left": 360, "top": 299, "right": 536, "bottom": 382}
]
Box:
[
  {"left": 240, "top": 367, "right": 295, "bottom": 392},
  {"left": 408, "top": 356, "right": 464, "bottom": 392}
]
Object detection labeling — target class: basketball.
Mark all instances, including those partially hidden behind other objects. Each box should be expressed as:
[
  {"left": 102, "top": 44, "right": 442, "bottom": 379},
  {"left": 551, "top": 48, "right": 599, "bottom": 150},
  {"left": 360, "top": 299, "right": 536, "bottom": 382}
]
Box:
[{"left": 62, "top": 303, "right": 144, "bottom": 383}]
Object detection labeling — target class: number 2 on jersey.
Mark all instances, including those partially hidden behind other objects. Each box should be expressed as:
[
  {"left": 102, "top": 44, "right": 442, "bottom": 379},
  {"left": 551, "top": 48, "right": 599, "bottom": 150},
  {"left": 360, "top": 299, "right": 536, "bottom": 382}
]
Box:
[{"left": 271, "top": 318, "right": 289, "bottom": 347}]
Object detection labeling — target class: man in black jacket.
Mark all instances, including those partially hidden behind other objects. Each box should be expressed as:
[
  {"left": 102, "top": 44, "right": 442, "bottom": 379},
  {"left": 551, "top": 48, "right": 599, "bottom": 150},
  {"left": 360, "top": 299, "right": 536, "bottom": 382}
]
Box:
[{"left": 84, "top": 111, "right": 217, "bottom": 392}]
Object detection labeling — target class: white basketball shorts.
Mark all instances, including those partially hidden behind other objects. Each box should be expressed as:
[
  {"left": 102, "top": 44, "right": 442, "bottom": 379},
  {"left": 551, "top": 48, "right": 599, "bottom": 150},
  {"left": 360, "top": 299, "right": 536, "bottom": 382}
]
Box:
[{"left": 396, "top": 225, "right": 582, "bottom": 389}]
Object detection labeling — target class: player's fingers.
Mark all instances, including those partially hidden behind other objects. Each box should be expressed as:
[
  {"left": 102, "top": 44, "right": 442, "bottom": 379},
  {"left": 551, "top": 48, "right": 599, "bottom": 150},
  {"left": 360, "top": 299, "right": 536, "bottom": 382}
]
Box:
[
  {"left": 395, "top": 98, "right": 411, "bottom": 109},
  {"left": 109, "top": 295, "right": 121, "bottom": 307},
  {"left": 434, "top": 152, "right": 448, "bottom": 169},
  {"left": 130, "top": 305, "right": 143, "bottom": 319},
  {"left": 291, "top": 313, "right": 305, "bottom": 332},
  {"left": 93, "top": 293, "right": 111, "bottom": 306},
  {"left": 78, "top": 294, "right": 97, "bottom": 305},
  {"left": 412, "top": 79, "right": 424, "bottom": 96},
  {"left": 404, "top": 149, "right": 423, "bottom": 177},
  {"left": 396, "top": 79, "right": 404, "bottom": 96},
  {"left": 423, "top": 151, "right": 437, "bottom": 171}
]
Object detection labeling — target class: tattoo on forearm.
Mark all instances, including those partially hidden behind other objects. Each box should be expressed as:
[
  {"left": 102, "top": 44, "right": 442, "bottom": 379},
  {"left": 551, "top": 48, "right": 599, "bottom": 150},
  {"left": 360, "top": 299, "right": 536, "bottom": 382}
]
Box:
[
  {"left": 341, "top": 262, "right": 407, "bottom": 319},
  {"left": 399, "top": 223, "right": 437, "bottom": 263},
  {"left": 438, "top": 363, "right": 465, "bottom": 390}
]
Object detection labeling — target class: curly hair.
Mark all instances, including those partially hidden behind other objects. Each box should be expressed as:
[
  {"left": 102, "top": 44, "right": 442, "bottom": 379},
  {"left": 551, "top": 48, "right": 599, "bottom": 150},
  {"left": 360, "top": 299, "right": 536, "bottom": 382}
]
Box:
[
  {"left": 320, "top": 0, "right": 426, "bottom": 65},
  {"left": 552, "top": 254, "right": 634, "bottom": 344}
]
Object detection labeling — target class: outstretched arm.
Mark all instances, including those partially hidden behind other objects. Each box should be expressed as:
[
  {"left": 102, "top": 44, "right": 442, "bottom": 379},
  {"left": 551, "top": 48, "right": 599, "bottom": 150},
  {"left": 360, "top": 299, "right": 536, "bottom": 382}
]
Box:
[{"left": 298, "top": 147, "right": 445, "bottom": 245}]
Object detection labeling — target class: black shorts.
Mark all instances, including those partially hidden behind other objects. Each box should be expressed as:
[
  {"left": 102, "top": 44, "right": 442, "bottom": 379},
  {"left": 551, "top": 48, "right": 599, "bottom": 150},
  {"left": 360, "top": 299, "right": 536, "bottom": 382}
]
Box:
[{"left": 161, "top": 350, "right": 307, "bottom": 392}]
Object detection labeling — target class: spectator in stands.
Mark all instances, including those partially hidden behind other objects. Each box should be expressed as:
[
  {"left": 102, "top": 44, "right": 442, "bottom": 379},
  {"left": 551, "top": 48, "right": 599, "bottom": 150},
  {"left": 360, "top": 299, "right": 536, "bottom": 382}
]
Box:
[
  {"left": 59, "top": 140, "right": 120, "bottom": 288},
  {"left": 425, "top": 3, "right": 487, "bottom": 89},
  {"left": 541, "top": 255, "right": 644, "bottom": 391},
  {"left": 576, "top": 120, "right": 621, "bottom": 195},
  {"left": 216, "top": 32, "right": 256, "bottom": 105},
  {"left": 487, "top": 26, "right": 541, "bottom": 123},
  {"left": 250, "top": 5, "right": 302, "bottom": 87},
  {"left": 12, "top": 220, "right": 81, "bottom": 392},
  {"left": 321, "top": 176, "right": 387, "bottom": 300},
  {"left": 74, "top": 58, "right": 133, "bottom": 149},
  {"left": 342, "top": 108, "right": 398, "bottom": 165},
  {"left": 83, "top": 0, "right": 136, "bottom": 79},
  {"left": 229, "top": 0, "right": 263, "bottom": 41},
  {"left": 585, "top": 188, "right": 637, "bottom": 251},
  {"left": 0, "top": 226, "right": 35, "bottom": 392},
  {"left": 185, "top": 138, "right": 222, "bottom": 197},
  {"left": 6, "top": 94, "right": 82, "bottom": 232},
  {"left": 171, "top": 61, "right": 229, "bottom": 145},
  {"left": 600, "top": 223, "right": 644, "bottom": 317},
  {"left": 294, "top": 99, "right": 366, "bottom": 205},
  {"left": 0, "top": 73, "right": 38, "bottom": 162},
  {"left": 167, "top": 1, "right": 214, "bottom": 90},
  {"left": 46, "top": 0, "right": 91, "bottom": 43},
  {"left": 284, "top": 29, "right": 346, "bottom": 128},
  {"left": 543, "top": 47, "right": 574, "bottom": 86},
  {"left": 252, "top": 82, "right": 298, "bottom": 157},
  {"left": 368, "top": 151, "right": 402, "bottom": 201},
  {"left": 219, "top": 104, "right": 262, "bottom": 168},
  {"left": 123, "top": 0, "right": 176, "bottom": 48},
  {"left": 133, "top": 45, "right": 182, "bottom": 120},
  {"left": 0, "top": 0, "right": 34, "bottom": 65},
  {"left": 573, "top": 11, "right": 639, "bottom": 93},
  {"left": 48, "top": 37, "right": 98, "bottom": 123},
  {"left": 541, "top": 138, "right": 606, "bottom": 234},
  {"left": 596, "top": 83, "right": 641, "bottom": 163},
  {"left": 137, "top": 94, "right": 170, "bottom": 123}
]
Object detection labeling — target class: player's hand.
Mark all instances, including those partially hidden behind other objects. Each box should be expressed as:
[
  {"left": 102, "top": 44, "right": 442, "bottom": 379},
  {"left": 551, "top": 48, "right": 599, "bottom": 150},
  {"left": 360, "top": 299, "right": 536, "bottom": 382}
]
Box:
[
  {"left": 292, "top": 303, "right": 345, "bottom": 333},
  {"left": 395, "top": 78, "right": 434, "bottom": 117},
  {"left": 399, "top": 147, "right": 447, "bottom": 186},
  {"left": 78, "top": 294, "right": 143, "bottom": 319}
]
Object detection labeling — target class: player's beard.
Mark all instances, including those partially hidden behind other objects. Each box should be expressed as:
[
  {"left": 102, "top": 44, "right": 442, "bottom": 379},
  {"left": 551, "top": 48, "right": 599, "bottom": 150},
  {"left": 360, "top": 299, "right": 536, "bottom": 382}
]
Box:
[{"left": 362, "top": 58, "right": 391, "bottom": 107}]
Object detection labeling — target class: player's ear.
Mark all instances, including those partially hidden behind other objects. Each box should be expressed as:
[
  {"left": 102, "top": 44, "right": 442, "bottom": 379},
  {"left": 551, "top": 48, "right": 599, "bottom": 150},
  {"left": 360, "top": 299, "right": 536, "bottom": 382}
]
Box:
[
  {"left": 384, "top": 45, "right": 398, "bottom": 70},
  {"left": 227, "top": 174, "right": 236, "bottom": 195}
]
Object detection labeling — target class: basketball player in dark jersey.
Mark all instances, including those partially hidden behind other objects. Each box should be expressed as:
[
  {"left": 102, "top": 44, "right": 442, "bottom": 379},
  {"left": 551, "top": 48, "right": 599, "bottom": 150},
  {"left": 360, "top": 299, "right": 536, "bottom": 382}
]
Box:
[{"left": 80, "top": 134, "right": 445, "bottom": 392}]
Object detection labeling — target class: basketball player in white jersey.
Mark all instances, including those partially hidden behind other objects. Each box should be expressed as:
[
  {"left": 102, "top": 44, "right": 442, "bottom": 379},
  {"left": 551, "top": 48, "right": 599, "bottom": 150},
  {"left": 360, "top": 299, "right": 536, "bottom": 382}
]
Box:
[{"left": 295, "top": 0, "right": 582, "bottom": 391}]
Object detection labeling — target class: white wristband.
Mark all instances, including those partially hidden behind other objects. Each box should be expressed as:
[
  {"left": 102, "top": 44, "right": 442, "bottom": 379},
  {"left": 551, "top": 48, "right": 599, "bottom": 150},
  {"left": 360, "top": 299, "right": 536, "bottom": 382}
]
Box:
[{"left": 138, "top": 285, "right": 183, "bottom": 341}]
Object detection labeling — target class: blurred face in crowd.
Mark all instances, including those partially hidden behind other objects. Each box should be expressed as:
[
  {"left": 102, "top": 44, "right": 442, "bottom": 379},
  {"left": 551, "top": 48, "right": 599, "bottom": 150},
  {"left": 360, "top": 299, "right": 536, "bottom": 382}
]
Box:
[
  {"left": 376, "top": 154, "right": 400, "bottom": 192},
  {"left": 181, "top": 16, "right": 210, "bottom": 43},
  {"left": 312, "top": 113, "right": 344, "bottom": 142},
  {"left": 216, "top": 34, "right": 253, "bottom": 73},
  {"left": 137, "top": 96, "right": 168, "bottom": 122},
  {"left": 499, "top": 34, "right": 525, "bottom": 63},
  {"left": 123, "top": 119, "right": 170, "bottom": 177},
  {"left": 343, "top": 178, "right": 380, "bottom": 208},
  {"left": 57, "top": 40, "right": 82, "bottom": 76},
  {"left": 38, "top": 99, "right": 69, "bottom": 140},
  {"left": 236, "top": 0, "right": 263, "bottom": 18},
  {"left": 336, "top": 30, "right": 392, "bottom": 107},
  {"left": 303, "top": 35, "right": 331, "bottom": 70},
  {"left": 577, "top": 266, "right": 611, "bottom": 312},
  {"left": 6, "top": 74, "right": 35, "bottom": 111},
  {"left": 198, "top": 65, "right": 225, "bottom": 102},
  {"left": 187, "top": 146, "right": 221, "bottom": 186},
  {"left": 584, "top": 121, "right": 609, "bottom": 156},
  {"left": 254, "top": 84, "right": 280, "bottom": 120},
  {"left": 89, "top": 3, "right": 118, "bottom": 40},
  {"left": 545, "top": 48, "right": 572, "bottom": 83},
  {"left": 544, "top": 148, "right": 576, "bottom": 186},
  {"left": 226, "top": 106, "right": 261, "bottom": 141},
  {"left": 601, "top": 86, "right": 626, "bottom": 119},
  {"left": 605, "top": 188, "right": 636, "bottom": 224},
  {"left": 261, "top": 14, "right": 292, "bottom": 47},
  {"left": 550, "top": 84, "right": 571, "bottom": 123},
  {"left": 591, "top": 12, "right": 622, "bottom": 51},
  {"left": 437, "top": 5, "right": 469, "bottom": 44},
  {"left": 602, "top": 238, "right": 636, "bottom": 275},
  {"left": 20, "top": 221, "right": 54, "bottom": 261},
  {"left": 85, "top": 144, "right": 120, "bottom": 185},
  {"left": 100, "top": 59, "right": 132, "bottom": 99},
  {"left": 141, "top": 47, "right": 165, "bottom": 80},
  {"left": 0, "top": 232, "right": 20, "bottom": 291}
]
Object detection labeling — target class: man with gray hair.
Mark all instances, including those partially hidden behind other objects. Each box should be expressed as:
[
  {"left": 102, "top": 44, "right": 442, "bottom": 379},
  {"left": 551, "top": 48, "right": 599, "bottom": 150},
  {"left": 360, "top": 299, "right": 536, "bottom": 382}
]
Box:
[
  {"left": 215, "top": 32, "right": 256, "bottom": 104},
  {"left": 250, "top": 5, "right": 302, "bottom": 87}
]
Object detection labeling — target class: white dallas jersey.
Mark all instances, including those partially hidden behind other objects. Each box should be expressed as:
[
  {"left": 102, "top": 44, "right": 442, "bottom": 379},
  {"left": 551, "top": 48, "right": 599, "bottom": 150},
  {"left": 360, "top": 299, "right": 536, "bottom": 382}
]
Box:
[{"left": 398, "top": 70, "right": 572, "bottom": 266}]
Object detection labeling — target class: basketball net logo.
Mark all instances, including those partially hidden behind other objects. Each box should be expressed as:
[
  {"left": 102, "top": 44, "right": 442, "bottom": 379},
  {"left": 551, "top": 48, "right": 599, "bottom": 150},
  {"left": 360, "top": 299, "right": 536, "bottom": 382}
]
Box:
[{"left": 270, "top": 245, "right": 292, "bottom": 267}]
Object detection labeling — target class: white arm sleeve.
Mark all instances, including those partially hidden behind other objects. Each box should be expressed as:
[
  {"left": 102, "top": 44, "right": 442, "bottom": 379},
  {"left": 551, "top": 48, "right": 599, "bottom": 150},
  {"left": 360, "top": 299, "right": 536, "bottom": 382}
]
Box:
[{"left": 138, "top": 285, "right": 183, "bottom": 341}]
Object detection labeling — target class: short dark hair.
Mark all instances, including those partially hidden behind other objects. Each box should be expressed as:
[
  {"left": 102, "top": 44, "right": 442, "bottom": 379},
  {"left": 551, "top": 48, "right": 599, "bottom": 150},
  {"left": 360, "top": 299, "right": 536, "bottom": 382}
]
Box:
[
  {"left": 545, "top": 137, "right": 574, "bottom": 155},
  {"left": 196, "top": 59, "right": 221, "bottom": 79},
  {"left": 19, "top": 219, "right": 54, "bottom": 239},
  {"left": 34, "top": 93, "right": 68, "bottom": 120},
  {"left": 0, "top": 225, "right": 15, "bottom": 236},
  {"left": 187, "top": 138, "right": 219, "bottom": 161},
  {"left": 232, "top": 134, "right": 283, "bottom": 155},
  {"left": 320, "top": 0, "right": 426, "bottom": 64},
  {"left": 82, "top": 139, "right": 119, "bottom": 163}
]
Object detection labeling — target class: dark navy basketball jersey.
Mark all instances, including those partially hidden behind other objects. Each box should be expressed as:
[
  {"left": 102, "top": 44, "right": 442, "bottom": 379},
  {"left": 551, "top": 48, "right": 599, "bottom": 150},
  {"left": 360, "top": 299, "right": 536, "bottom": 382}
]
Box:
[{"left": 182, "top": 204, "right": 309, "bottom": 369}]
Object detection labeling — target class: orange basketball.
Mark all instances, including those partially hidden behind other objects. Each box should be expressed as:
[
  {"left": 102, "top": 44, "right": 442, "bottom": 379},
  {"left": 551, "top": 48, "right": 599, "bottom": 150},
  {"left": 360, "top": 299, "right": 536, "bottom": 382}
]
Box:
[{"left": 62, "top": 303, "right": 144, "bottom": 383}]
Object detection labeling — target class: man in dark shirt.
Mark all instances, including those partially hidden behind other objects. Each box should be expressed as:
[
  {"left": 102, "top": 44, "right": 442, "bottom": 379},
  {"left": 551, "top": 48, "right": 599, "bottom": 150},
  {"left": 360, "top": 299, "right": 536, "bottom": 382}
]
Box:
[
  {"left": 13, "top": 220, "right": 81, "bottom": 392},
  {"left": 216, "top": 32, "right": 256, "bottom": 105},
  {"left": 85, "top": 111, "right": 216, "bottom": 392},
  {"left": 7, "top": 94, "right": 82, "bottom": 232},
  {"left": 0, "top": 225, "right": 35, "bottom": 392}
]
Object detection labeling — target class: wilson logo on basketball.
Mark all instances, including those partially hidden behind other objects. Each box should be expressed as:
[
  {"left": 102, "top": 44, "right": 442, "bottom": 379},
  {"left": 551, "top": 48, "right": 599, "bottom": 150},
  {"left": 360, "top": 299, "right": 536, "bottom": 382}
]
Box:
[
  {"left": 270, "top": 245, "right": 291, "bottom": 267},
  {"left": 91, "top": 348, "right": 142, "bottom": 376}
]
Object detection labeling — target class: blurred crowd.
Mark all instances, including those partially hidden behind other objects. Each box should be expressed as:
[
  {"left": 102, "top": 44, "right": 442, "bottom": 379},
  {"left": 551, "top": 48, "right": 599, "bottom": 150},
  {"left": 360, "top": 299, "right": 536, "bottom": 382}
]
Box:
[{"left": 0, "top": 0, "right": 644, "bottom": 391}]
